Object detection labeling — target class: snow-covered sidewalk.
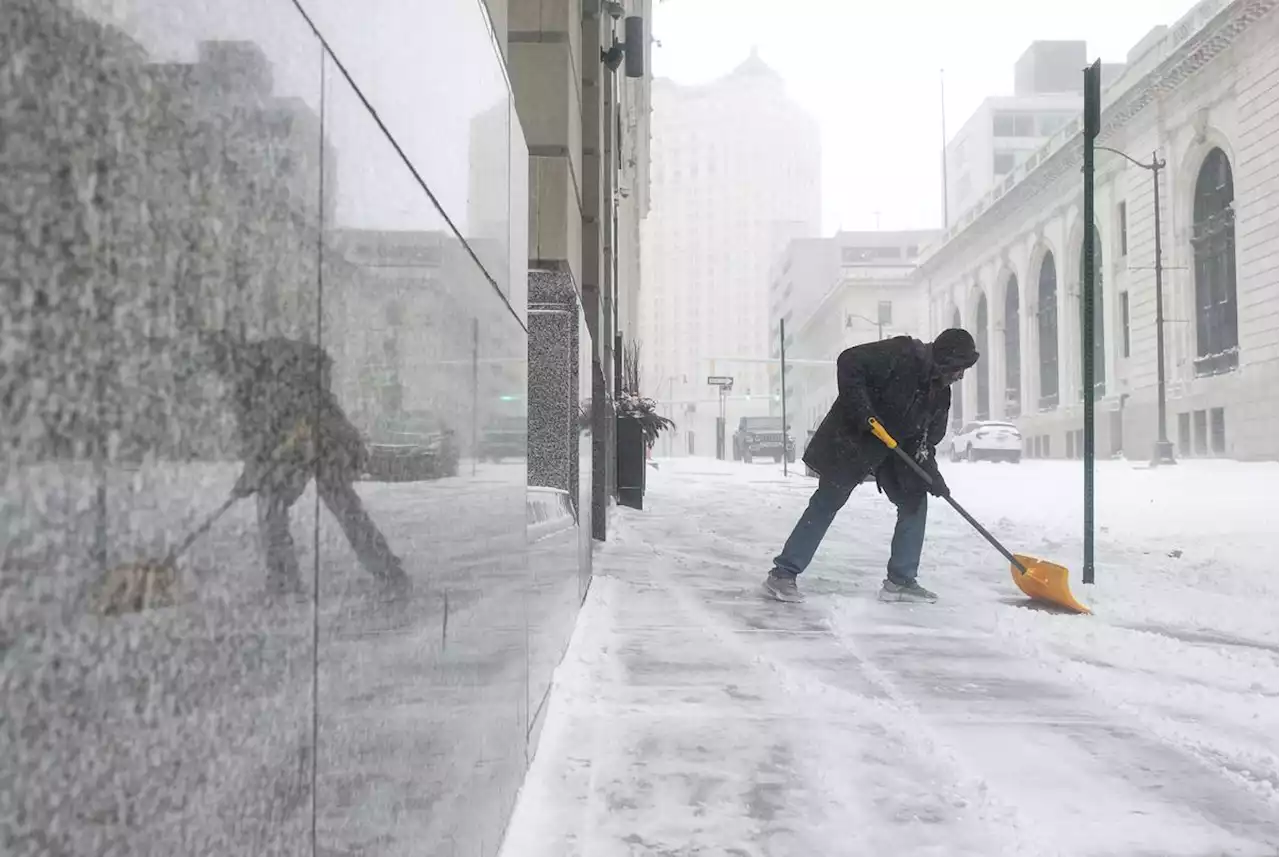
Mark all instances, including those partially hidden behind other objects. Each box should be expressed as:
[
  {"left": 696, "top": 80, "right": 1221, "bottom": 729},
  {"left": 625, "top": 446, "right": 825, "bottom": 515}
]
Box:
[{"left": 500, "top": 457, "right": 1278, "bottom": 857}]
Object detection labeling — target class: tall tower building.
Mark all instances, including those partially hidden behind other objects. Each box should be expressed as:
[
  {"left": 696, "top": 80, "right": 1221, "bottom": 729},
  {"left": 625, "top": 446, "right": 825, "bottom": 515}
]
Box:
[{"left": 640, "top": 49, "right": 820, "bottom": 456}]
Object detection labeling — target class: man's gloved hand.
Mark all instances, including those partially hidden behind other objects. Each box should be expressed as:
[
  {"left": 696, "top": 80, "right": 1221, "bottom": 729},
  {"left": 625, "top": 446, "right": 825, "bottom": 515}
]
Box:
[
  {"left": 231, "top": 465, "right": 259, "bottom": 498},
  {"left": 923, "top": 456, "right": 950, "bottom": 498},
  {"left": 915, "top": 443, "right": 949, "bottom": 498}
]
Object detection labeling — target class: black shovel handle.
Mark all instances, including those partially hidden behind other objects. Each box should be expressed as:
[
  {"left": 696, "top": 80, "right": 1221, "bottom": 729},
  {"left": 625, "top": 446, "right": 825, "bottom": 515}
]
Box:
[
  {"left": 868, "top": 418, "right": 1028, "bottom": 575},
  {"left": 166, "top": 493, "right": 242, "bottom": 563}
]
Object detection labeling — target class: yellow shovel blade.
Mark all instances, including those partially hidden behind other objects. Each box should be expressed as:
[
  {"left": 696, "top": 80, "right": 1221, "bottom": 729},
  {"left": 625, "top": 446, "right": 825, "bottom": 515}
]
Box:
[{"left": 1010, "top": 553, "right": 1092, "bottom": 614}]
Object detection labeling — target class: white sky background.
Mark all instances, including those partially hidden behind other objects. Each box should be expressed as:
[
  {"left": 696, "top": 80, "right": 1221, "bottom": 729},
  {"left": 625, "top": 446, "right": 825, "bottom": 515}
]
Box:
[{"left": 650, "top": 0, "right": 1201, "bottom": 236}]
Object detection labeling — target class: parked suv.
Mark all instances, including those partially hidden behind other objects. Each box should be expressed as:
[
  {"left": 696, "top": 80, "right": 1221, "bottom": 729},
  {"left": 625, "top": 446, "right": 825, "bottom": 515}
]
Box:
[
  {"left": 363, "top": 411, "right": 461, "bottom": 481},
  {"left": 949, "top": 420, "right": 1022, "bottom": 463},
  {"left": 478, "top": 415, "right": 527, "bottom": 463},
  {"left": 732, "top": 416, "right": 796, "bottom": 463}
]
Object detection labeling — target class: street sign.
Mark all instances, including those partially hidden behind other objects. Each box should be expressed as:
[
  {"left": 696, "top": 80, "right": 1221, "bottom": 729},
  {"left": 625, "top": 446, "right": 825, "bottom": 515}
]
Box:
[
  {"left": 707, "top": 375, "right": 734, "bottom": 388},
  {"left": 1083, "top": 59, "right": 1101, "bottom": 140}
]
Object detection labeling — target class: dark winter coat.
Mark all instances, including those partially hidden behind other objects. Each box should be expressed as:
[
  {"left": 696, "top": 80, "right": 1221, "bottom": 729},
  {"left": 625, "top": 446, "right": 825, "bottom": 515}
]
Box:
[
  {"left": 204, "top": 335, "right": 367, "bottom": 492},
  {"left": 802, "top": 336, "right": 952, "bottom": 505}
]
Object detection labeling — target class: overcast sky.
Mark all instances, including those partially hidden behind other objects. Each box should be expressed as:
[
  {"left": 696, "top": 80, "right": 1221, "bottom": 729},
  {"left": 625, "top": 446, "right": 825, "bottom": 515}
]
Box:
[{"left": 650, "top": 0, "right": 1200, "bottom": 236}]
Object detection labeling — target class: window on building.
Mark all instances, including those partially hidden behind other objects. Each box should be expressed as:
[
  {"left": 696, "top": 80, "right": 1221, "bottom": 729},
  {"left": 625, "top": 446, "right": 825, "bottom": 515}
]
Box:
[
  {"left": 1191, "top": 147, "right": 1239, "bottom": 376},
  {"left": 975, "top": 294, "right": 990, "bottom": 420},
  {"left": 992, "top": 151, "right": 1016, "bottom": 175},
  {"left": 1037, "top": 114, "right": 1068, "bottom": 136},
  {"left": 1118, "top": 202, "right": 1128, "bottom": 257},
  {"left": 1037, "top": 252, "right": 1059, "bottom": 410},
  {"left": 950, "top": 308, "right": 964, "bottom": 428},
  {"left": 1193, "top": 409, "right": 1208, "bottom": 455},
  {"left": 1210, "top": 407, "right": 1226, "bottom": 455},
  {"left": 1004, "top": 275, "right": 1021, "bottom": 417},
  {"left": 1078, "top": 225, "right": 1106, "bottom": 396},
  {"left": 1120, "top": 291, "right": 1131, "bottom": 358},
  {"left": 994, "top": 113, "right": 1036, "bottom": 136}
]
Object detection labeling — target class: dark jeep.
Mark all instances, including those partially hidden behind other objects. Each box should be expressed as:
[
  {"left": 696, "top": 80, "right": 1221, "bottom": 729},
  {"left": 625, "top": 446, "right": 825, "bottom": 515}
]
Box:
[{"left": 732, "top": 416, "right": 796, "bottom": 464}]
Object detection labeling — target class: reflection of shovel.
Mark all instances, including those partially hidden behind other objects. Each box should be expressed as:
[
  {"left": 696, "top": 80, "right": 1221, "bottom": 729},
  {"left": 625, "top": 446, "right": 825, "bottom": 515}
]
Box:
[
  {"left": 92, "top": 425, "right": 316, "bottom": 617},
  {"left": 868, "top": 418, "right": 1090, "bottom": 615},
  {"left": 91, "top": 491, "right": 242, "bottom": 617}
]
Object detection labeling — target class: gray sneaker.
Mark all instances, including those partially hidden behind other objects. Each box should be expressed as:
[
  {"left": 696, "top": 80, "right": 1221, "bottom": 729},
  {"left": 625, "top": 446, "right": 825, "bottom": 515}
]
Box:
[
  {"left": 762, "top": 570, "right": 804, "bottom": 603},
  {"left": 878, "top": 579, "right": 938, "bottom": 603}
]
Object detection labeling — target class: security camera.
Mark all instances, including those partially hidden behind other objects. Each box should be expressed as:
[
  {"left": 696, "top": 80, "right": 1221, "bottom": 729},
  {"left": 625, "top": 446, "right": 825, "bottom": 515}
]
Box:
[
  {"left": 601, "top": 40, "right": 624, "bottom": 72},
  {"left": 602, "top": 0, "right": 625, "bottom": 19}
]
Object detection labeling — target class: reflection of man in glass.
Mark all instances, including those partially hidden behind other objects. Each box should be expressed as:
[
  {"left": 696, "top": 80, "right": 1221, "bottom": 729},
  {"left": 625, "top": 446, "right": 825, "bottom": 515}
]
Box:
[{"left": 200, "top": 332, "right": 408, "bottom": 597}]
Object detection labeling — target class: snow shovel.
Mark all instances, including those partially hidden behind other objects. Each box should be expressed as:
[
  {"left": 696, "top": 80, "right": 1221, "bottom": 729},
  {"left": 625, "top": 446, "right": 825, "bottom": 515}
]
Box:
[
  {"left": 91, "top": 490, "right": 243, "bottom": 616},
  {"left": 92, "top": 424, "right": 318, "bottom": 616},
  {"left": 868, "top": 418, "right": 1090, "bottom": 614}
]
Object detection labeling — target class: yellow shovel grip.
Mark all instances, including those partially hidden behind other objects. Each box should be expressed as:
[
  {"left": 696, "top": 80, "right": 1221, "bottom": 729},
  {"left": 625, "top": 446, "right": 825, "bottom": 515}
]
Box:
[{"left": 867, "top": 418, "right": 898, "bottom": 449}]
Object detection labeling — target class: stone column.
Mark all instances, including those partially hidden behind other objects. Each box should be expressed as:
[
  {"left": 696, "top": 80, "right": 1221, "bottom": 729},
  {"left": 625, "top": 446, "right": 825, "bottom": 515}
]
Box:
[{"left": 528, "top": 271, "right": 581, "bottom": 506}]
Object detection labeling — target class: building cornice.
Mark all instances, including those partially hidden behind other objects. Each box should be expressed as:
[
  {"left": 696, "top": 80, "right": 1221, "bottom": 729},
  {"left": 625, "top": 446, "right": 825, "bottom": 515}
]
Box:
[{"left": 917, "top": 0, "right": 1276, "bottom": 277}]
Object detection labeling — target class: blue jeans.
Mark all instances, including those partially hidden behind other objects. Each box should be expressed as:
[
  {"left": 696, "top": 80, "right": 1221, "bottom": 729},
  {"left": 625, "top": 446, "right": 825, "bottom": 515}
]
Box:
[{"left": 772, "top": 478, "right": 927, "bottom": 584}]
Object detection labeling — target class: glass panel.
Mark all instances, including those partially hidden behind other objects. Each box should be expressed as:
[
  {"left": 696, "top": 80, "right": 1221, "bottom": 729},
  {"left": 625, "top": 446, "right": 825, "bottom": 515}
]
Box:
[
  {"left": 3, "top": 0, "right": 324, "bottom": 850},
  {"left": 305, "top": 0, "right": 513, "bottom": 300},
  {"left": 314, "top": 57, "right": 527, "bottom": 854}
]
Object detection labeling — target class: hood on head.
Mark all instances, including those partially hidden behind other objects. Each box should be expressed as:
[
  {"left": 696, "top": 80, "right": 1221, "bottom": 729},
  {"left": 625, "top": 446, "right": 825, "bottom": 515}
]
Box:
[{"left": 930, "top": 328, "right": 980, "bottom": 377}]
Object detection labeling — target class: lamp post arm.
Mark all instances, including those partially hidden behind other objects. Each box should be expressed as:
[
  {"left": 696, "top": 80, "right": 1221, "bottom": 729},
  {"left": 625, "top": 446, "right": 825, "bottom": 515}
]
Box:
[{"left": 1095, "top": 145, "right": 1166, "bottom": 172}]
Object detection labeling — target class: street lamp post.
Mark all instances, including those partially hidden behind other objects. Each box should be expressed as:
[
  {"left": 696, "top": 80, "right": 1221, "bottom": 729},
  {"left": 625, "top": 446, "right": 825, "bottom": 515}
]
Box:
[
  {"left": 845, "top": 313, "right": 885, "bottom": 340},
  {"left": 1096, "top": 146, "right": 1176, "bottom": 466}
]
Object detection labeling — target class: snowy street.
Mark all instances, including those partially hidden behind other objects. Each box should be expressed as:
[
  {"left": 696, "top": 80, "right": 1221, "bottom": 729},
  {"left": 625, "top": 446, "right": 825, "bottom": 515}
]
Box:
[{"left": 501, "top": 457, "right": 1279, "bottom": 857}]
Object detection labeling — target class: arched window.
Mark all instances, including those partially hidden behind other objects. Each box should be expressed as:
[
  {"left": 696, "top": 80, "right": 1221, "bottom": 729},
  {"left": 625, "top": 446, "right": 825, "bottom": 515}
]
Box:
[
  {"left": 1003, "top": 276, "right": 1021, "bottom": 417},
  {"left": 1079, "top": 225, "right": 1105, "bottom": 397},
  {"left": 1192, "top": 148, "right": 1238, "bottom": 375},
  {"left": 951, "top": 308, "right": 963, "bottom": 428},
  {"left": 975, "top": 294, "right": 990, "bottom": 419},
  {"left": 1037, "top": 252, "right": 1059, "bottom": 410}
]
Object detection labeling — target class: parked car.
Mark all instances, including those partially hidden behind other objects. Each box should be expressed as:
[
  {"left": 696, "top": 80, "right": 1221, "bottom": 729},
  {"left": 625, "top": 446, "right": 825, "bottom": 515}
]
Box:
[
  {"left": 478, "top": 415, "right": 527, "bottom": 463},
  {"left": 363, "top": 412, "right": 460, "bottom": 481},
  {"left": 949, "top": 420, "right": 1023, "bottom": 463},
  {"left": 732, "top": 416, "right": 796, "bottom": 463}
]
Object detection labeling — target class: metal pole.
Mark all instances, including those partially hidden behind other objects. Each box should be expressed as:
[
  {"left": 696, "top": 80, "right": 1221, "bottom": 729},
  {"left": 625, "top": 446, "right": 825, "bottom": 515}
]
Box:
[
  {"left": 718, "top": 385, "right": 727, "bottom": 461},
  {"left": 780, "top": 319, "right": 788, "bottom": 476},
  {"left": 1151, "top": 152, "right": 1176, "bottom": 466},
  {"left": 1081, "top": 59, "right": 1100, "bottom": 587}
]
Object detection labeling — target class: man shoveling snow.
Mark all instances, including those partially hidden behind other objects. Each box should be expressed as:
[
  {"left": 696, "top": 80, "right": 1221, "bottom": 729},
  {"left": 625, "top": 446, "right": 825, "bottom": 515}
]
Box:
[{"left": 763, "top": 328, "right": 980, "bottom": 604}]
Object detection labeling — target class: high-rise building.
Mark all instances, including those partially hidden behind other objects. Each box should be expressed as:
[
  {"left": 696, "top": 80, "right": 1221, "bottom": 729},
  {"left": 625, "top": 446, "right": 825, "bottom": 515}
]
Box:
[
  {"left": 944, "top": 41, "right": 1127, "bottom": 226},
  {"left": 640, "top": 49, "right": 820, "bottom": 457}
]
